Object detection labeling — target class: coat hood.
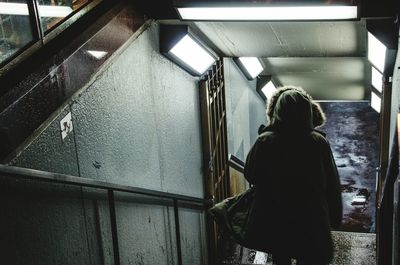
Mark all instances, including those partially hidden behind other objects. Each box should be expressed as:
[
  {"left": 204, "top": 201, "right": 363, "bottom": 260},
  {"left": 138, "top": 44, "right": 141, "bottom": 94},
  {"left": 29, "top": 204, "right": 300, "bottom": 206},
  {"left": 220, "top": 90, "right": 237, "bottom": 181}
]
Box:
[{"left": 268, "top": 87, "right": 313, "bottom": 132}]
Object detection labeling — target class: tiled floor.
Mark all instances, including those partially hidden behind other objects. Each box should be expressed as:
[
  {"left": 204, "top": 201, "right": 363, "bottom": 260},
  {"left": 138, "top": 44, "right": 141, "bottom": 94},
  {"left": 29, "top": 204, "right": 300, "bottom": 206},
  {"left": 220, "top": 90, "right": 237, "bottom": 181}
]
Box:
[{"left": 221, "top": 231, "right": 376, "bottom": 265}]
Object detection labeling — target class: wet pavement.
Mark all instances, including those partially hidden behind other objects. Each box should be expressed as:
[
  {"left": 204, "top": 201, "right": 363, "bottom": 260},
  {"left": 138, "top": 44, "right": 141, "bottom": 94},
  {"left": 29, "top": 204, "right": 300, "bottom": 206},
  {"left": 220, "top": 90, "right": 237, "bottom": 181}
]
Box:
[
  {"left": 221, "top": 232, "right": 376, "bottom": 265},
  {"left": 319, "top": 102, "right": 379, "bottom": 233}
]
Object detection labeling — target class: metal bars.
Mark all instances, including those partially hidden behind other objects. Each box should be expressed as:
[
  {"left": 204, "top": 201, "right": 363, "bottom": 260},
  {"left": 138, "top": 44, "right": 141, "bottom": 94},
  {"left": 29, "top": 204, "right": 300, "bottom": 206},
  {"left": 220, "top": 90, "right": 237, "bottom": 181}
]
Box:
[
  {"left": 0, "top": 164, "right": 209, "bottom": 265},
  {"left": 108, "top": 189, "right": 120, "bottom": 265},
  {"left": 200, "top": 59, "right": 229, "bottom": 204},
  {"left": 173, "top": 199, "right": 183, "bottom": 265},
  {"left": 199, "top": 58, "right": 229, "bottom": 265}
]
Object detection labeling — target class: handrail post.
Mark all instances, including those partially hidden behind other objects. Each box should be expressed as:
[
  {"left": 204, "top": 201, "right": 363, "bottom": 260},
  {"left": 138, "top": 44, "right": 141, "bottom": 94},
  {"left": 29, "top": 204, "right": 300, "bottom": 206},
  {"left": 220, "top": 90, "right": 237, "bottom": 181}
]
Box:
[
  {"left": 173, "top": 199, "right": 183, "bottom": 265},
  {"left": 108, "top": 189, "right": 120, "bottom": 265}
]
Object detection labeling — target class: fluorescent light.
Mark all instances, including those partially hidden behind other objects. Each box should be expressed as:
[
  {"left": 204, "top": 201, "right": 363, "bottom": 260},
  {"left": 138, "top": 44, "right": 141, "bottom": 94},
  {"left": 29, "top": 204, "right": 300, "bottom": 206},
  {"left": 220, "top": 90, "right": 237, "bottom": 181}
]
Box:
[
  {"left": 160, "top": 25, "right": 217, "bottom": 76},
  {"left": 368, "top": 32, "right": 387, "bottom": 73},
  {"left": 371, "top": 91, "right": 381, "bottom": 113},
  {"left": 371, "top": 67, "right": 383, "bottom": 92},
  {"left": 87, "top": 50, "right": 108, "bottom": 60},
  {"left": 0, "top": 3, "right": 73, "bottom": 17},
  {"left": 261, "top": 81, "right": 277, "bottom": 100},
  {"left": 238, "top": 57, "right": 263, "bottom": 79},
  {"left": 170, "top": 34, "right": 216, "bottom": 75},
  {"left": 177, "top": 6, "right": 358, "bottom": 21}
]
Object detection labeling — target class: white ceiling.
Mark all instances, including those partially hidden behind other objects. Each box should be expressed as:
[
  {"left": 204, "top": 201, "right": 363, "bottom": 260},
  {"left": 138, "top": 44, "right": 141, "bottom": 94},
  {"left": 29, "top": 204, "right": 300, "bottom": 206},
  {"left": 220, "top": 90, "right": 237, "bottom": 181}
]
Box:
[{"left": 189, "top": 20, "right": 369, "bottom": 100}]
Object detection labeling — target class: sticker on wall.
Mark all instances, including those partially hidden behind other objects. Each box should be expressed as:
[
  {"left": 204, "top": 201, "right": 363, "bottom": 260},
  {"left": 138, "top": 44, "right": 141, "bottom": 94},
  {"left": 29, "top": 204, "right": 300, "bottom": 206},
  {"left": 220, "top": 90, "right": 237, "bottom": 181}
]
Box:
[{"left": 60, "top": 112, "right": 73, "bottom": 140}]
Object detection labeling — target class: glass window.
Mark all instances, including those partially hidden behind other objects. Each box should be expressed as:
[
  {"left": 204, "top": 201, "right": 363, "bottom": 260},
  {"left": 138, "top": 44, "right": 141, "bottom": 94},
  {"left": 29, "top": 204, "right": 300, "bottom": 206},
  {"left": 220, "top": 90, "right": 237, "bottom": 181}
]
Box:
[
  {"left": 0, "top": 0, "right": 34, "bottom": 65},
  {"left": 38, "top": 0, "right": 91, "bottom": 34}
]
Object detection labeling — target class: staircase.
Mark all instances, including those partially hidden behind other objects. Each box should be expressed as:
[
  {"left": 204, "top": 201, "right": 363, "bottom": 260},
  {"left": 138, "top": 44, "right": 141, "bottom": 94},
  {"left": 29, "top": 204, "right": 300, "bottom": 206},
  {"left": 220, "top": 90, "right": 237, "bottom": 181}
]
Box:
[{"left": 221, "top": 231, "right": 376, "bottom": 265}]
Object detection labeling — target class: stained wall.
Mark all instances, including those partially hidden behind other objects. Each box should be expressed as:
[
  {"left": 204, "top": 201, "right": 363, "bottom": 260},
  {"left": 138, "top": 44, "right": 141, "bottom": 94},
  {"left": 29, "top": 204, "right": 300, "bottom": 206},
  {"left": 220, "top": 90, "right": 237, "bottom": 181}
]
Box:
[{"left": 1, "top": 15, "right": 207, "bottom": 265}]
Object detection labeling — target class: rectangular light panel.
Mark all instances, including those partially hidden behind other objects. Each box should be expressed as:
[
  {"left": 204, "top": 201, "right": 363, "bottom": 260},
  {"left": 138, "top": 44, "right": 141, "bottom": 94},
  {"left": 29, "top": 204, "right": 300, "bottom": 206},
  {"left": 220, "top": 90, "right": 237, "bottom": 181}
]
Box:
[
  {"left": 371, "top": 67, "right": 383, "bottom": 92},
  {"left": 170, "top": 34, "right": 216, "bottom": 75},
  {"left": 368, "top": 32, "right": 387, "bottom": 73},
  {"left": 371, "top": 91, "right": 381, "bottom": 113},
  {"left": 261, "top": 81, "right": 277, "bottom": 101},
  {"left": 0, "top": 2, "right": 73, "bottom": 17},
  {"left": 177, "top": 6, "right": 358, "bottom": 21},
  {"left": 239, "top": 57, "right": 263, "bottom": 79}
]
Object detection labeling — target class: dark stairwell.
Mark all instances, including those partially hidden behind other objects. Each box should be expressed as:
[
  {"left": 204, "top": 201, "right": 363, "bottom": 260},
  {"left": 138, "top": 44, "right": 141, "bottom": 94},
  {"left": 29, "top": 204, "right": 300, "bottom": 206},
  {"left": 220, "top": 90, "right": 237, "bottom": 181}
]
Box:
[{"left": 0, "top": 0, "right": 399, "bottom": 265}]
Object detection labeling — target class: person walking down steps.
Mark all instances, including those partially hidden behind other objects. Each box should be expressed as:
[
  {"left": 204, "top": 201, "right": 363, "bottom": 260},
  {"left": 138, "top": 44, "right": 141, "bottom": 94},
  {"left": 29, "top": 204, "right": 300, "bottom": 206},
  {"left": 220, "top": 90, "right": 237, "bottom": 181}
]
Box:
[{"left": 244, "top": 87, "right": 343, "bottom": 265}]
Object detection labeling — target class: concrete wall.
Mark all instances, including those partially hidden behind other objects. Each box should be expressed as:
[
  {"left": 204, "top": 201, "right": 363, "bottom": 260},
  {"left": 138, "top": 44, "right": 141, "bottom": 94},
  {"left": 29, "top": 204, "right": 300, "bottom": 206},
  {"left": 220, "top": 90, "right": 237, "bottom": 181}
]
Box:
[
  {"left": 388, "top": 32, "right": 400, "bottom": 162},
  {"left": 2, "top": 21, "right": 206, "bottom": 265},
  {"left": 224, "top": 58, "right": 267, "bottom": 162}
]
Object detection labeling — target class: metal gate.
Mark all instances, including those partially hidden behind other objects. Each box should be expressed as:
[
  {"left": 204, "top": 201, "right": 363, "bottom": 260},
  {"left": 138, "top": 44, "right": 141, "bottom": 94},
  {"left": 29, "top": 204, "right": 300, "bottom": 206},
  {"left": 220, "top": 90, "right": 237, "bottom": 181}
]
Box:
[{"left": 199, "top": 59, "right": 230, "bottom": 264}]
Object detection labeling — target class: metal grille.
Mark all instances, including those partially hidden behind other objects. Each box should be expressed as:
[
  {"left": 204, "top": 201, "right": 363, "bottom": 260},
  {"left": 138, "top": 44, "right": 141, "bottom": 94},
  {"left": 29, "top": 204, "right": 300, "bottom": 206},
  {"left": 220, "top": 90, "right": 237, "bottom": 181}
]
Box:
[
  {"left": 200, "top": 59, "right": 229, "bottom": 204},
  {"left": 199, "top": 59, "right": 229, "bottom": 265}
]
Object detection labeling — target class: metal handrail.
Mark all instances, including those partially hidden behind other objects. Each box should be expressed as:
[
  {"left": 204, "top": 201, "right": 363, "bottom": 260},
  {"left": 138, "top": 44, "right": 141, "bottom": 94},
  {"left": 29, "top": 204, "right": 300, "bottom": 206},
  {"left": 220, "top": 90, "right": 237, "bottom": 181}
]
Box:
[
  {"left": 228, "top": 154, "right": 245, "bottom": 173},
  {"left": 0, "top": 164, "right": 211, "bottom": 265},
  {"left": 0, "top": 165, "right": 210, "bottom": 205}
]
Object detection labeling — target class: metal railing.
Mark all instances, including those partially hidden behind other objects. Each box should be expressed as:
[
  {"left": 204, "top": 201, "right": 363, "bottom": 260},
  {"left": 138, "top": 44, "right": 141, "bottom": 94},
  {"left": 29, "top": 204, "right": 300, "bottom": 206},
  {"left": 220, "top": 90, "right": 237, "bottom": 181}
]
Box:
[
  {"left": 0, "top": 164, "right": 211, "bottom": 265},
  {"left": 392, "top": 173, "right": 400, "bottom": 265},
  {"left": 228, "top": 154, "right": 245, "bottom": 173}
]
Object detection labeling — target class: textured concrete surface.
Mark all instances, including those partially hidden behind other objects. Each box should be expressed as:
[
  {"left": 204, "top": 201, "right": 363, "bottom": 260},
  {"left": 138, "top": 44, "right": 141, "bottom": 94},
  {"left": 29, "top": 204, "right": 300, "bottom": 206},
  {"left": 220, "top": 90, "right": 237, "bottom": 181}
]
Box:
[
  {"left": 72, "top": 23, "right": 204, "bottom": 197},
  {"left": 0, "top": 4, "right": 145, "bottom": 163},
  {"left": 0, "top": 179, "right": 95, "bottom": 265},
  {"left": 221, "top": 232, "right": 376, "bottom": 265},
  {"left": 320, "top": 102, "right": 379, "bottom": 233},
  {"left": 10, "top": 107, "right": 79, "bottom": 176},
  {"left": 388, "top": 48, "right": 400, "bottom": 167},
  {"left": 114, "top": 196, "right": 174, "bottom": 265},
  {"left": 224, "top": 58, "right": 266, "bottom": 162},
  {"left": 4, "top": 20, "right": 208, "bottom": 265},
  {"left": 179, "top": 209, "right": 207, "bottom": 265},
  {"left": 5, "top": 108, "right": 102, "bottom": 264},
  {"left": 330, "top": 231, "right": 376, "bottom": 265}
]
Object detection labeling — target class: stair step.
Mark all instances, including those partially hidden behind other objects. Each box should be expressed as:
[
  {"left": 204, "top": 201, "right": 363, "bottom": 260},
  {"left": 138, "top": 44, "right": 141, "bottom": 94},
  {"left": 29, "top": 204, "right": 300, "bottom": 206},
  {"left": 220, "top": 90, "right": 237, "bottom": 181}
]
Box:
[
  {"left": 330, "top": 231, "right": 376, "bottom": 265},
  {"left": 221, "top": 231, "right": 376, "bottom": 265}
]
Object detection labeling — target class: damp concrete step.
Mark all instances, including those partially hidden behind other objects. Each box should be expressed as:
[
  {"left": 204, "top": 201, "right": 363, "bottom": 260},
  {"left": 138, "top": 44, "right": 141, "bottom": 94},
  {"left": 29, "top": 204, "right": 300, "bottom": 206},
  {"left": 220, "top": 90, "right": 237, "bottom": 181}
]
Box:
[{"left": 221, "top": 231, "right": 376, "bottom": 265}]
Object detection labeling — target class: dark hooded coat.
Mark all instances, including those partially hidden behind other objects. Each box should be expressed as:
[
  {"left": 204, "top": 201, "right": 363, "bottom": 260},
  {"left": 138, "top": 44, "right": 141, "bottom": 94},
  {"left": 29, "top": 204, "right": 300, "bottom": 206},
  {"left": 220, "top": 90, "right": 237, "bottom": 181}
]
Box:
[{"left": 244, "top": 89, "right": 342, "bottom": 264}]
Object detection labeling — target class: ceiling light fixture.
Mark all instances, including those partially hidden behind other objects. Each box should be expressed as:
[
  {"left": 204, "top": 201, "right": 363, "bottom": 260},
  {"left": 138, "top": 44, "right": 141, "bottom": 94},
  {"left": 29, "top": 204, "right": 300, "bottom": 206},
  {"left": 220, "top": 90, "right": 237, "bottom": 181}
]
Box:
[
  {"left": 371, "top": 67, "right": 383, "bottom": 92},
  {"left": 371, "top": 91, "right": 381, "bottom": 113},
  {"left": 368, "top": 32, "right": 387, "bottom": 73},
  {"left": 176, "top": 6, "right": 358, "bottom": 21},
  {"left": 0, "top": 2, "right": 73, "bottom": 17},
  {"left": 236, "top": 57, "right": 264, "bottom": 80},
  {"left": 261, "top": 81, "right": 277, "bottom": 101},
  {"left": 160, "top": 25, "right": 217, "bottom": 76},
  {"left": 257, "top": 76, "right": 277, "bottom": 101}
]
